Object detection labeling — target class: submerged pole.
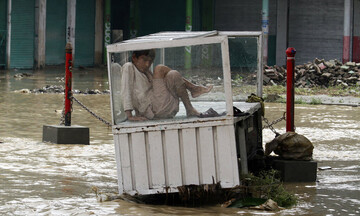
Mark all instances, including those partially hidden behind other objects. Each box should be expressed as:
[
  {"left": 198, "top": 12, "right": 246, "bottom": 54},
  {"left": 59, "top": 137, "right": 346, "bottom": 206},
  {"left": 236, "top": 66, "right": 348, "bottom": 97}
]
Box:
[
  {"left": 286, "top": 47, "right": 296, "bottom": 132},
  {"left": 64, "top": 43, "right": 73, "bottom": 126}
]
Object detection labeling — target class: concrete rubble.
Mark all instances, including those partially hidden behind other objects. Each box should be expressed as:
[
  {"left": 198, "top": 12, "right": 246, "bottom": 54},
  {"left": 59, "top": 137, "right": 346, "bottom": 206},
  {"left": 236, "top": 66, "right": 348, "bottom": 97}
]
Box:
[{"left": 263, "top": 59, "right": 360, "bottom": 88}]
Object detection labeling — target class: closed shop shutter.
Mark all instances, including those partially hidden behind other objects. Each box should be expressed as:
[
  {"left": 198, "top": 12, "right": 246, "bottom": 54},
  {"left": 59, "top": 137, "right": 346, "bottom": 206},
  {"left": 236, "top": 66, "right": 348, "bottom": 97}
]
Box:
[
  {"left": 75, "top": 0, "right": 95, "bottom": 67},
  {"left": 138, "top": 0, "right": 185, "bottom": 36},
  {"left": 0, "top": 0, "right": 6, "bottom": 67},
  {"left": 215, "top": 0, "right": 262, "bottom": 31},
  {"left": 288, "top": 0, "right": 343, "bottom": 64},
  {"left": 10, "top": 0, "right": 35, "bottom": 68},
  {"left": 214, "top": 0, "right": 277, "bottom": 66},
  {"left": 45, "top": 0, "right": 67, "bottom": 65}
]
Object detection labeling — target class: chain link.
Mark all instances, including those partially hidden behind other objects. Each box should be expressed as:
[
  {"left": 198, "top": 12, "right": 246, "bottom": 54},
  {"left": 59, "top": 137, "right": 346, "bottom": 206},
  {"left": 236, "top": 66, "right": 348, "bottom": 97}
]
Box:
[
  {"left": 59, "top": 90, "right": 73, "bottom": 125},
  {"left": 262, "top": 112, "right": 286, "bottom": 136},
  {"left": 59, "top": 92, "right": 66, "bottom": 125},
  {"left": 59, "top": 87, "right": 112, "bottom": 127},
  {"left": 71, "top": 96, "right": 112, "bottom": 127},
  {"left": 59, "top": 108, "right": 65, "bottom": 125}
]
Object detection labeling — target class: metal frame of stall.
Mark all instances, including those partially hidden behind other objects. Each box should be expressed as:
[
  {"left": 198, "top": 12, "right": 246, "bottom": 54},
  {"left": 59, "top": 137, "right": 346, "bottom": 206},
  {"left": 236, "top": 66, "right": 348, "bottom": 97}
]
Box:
[{"left": 106, "top": 31, "right": 263, "bottom": 195}]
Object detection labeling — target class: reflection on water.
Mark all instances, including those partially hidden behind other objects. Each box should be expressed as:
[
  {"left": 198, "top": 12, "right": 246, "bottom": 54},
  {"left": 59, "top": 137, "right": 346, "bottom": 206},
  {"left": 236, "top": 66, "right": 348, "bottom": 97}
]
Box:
[{"left": 1, "top": 68, "right": 360, "bottom": 215}]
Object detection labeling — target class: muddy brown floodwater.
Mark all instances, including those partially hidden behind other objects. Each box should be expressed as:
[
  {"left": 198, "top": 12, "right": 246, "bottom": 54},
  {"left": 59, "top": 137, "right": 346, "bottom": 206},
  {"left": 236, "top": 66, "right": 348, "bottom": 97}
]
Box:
[{"left": 0, "top": 68, "right": 359, "bottom": 215}]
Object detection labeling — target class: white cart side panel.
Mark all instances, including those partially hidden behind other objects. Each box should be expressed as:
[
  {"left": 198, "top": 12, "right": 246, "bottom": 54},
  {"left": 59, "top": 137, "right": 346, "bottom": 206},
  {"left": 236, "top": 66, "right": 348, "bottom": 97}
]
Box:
[
  {"left": 237, "top": 125, "right": 248, "bottom": 175},
  {"left": 197, "top": 127, "right": 216, "bottom": 184},
  {"left": 147, "top": 131, "right": 166, "bottom": 188},
  {"left": 180, "top": 128, "right": 200, "bottom": 185},
  {"left": 118, "top": 134, "right": 133, "bottom": 191},
  {"left": 215, "top": 125, "right": 240, "bottom": 187},
  {"left": 130, "top": 132, "right": 149, "bottom": 191},
  {"left": 163, "top": 130, "right": 183, "bottom": 187},
  {"left": 114, "top": 134, "right": 123, "bottom": 193},
  {"left": 114, "top": 122, "right": 241, "bottom": 195}
]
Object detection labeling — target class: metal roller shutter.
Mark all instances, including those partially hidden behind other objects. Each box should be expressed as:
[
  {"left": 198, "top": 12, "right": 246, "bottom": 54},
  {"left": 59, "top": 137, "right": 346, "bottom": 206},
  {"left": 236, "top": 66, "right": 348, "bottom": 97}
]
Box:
[
  {"left": 288, "top": 0, "right": 343, "bottom": 64},
  {"left": 138, "top": 0, "right": 185, "bottom": 36},
  {"left": 214, "top": 0, "right": 262, "bottom": 31},
  {"left": 75, "top": 0, "right": 95, "bottom": 67},
  {"left": 0, "top": 0, "right": 6, "bottom": 67},
  {"left": 45, "top": 0, "right": 67, "bottom": 65},
  {"left": 214, "top": 0, "right": 277, "bottom": 66},
  {"left": 10, "top": 0, "right": 35, "bottom": 68}
]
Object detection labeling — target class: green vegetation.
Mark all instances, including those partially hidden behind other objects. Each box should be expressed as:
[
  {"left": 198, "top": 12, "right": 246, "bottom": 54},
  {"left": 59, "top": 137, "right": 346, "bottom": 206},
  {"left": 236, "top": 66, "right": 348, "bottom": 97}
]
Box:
[
  {"left": 240, "top": 170, "right": 297, "bottom": 208},
  {"left": 233, "top": 74, "right": 243, "bottom": 82},
  {"left": 232, "top": 85, "right": 257, "bottom": 96},
  {"left": 294, "top": 98, "right": 306, "bottom": 104},
  {"left": 262, "top": 85, "right": 360, "bottom": 105},
  {"left": 263, "top": 85, "right": 286, "bottom": 95},
  {"left": 309, "top": 97, "right": 322, "bottom": 105},
  {"left": 277, "top": 97, "right": 286, "bottom": 103}
]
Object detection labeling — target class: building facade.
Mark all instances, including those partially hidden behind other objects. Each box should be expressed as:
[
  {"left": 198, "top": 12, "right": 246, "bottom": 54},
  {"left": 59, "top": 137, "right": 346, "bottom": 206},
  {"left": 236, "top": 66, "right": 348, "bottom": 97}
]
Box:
[
  {"left": 1, "top": 0, "right": 102, "bottom": 69},
  {"left": 0, "top": 0, "right": 359, "bottom": 69}
]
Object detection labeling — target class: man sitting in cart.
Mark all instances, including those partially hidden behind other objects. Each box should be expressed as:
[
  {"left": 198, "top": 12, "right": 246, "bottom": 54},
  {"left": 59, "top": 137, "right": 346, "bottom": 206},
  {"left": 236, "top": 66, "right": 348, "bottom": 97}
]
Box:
[{"left": 121, "top": 49, "right": 213, "bottom": 121}]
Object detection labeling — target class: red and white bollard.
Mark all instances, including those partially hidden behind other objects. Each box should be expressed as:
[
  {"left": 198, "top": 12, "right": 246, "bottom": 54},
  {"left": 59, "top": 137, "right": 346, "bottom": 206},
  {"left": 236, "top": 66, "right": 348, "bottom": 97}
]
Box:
[
  {"left": 286, "top": 47, "right": 296, "bottom": 132},
  {"left": 64, "top": 43, "right": 73, "bottom": 126},
  {"left": 42, "top": 42, "right": 89, "bottom": 145}
]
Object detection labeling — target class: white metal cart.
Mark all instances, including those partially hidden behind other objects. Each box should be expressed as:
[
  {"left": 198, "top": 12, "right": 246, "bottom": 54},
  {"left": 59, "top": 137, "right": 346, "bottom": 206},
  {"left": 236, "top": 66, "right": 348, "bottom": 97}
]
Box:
[{"left": 106, "top": 31, "right": 263, "bottom": 195}]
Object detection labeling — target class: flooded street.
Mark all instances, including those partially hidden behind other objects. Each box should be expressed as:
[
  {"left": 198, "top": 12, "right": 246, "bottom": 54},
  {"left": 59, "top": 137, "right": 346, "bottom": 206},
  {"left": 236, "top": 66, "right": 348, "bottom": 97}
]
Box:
[{"left": 1, "top": 68, "right": 359, "bottom": 215}]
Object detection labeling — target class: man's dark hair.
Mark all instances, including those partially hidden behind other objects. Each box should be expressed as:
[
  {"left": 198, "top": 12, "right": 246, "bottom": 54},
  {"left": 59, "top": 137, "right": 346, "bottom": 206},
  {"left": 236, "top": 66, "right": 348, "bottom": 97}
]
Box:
[{"left": 132, "top": 49, "right": 156, "bottom": 60}]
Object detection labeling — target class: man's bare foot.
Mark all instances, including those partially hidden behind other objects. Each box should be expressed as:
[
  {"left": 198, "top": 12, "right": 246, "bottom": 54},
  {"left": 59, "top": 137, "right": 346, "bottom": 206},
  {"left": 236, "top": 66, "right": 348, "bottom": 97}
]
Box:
[
  {"left": 186, "top": 108, "right": 200, "bottom": 117},
  {"left": 191, "top": 85, "right": 213, "bottom": 98}
]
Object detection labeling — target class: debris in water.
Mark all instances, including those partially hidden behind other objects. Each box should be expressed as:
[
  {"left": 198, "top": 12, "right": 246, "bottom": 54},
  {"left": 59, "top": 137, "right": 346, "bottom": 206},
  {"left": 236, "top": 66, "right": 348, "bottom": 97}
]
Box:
[
  {"left": 318, "top": 166, "right": 332, "bottom": 170},
  {"left": 14, "top": 89, "right": 31, "bottom": 94},
  {"left": 91, "top": 186, "right": 123, "bottom": 202},
  {"left": 249, "top": 199, "right": 284, "bottom": 211},
  {"left": 222, "top": 197, "right": 266, "bottom": 208},
  {"left": 14, "top": 73, "right": 32, "bottom": 79}
]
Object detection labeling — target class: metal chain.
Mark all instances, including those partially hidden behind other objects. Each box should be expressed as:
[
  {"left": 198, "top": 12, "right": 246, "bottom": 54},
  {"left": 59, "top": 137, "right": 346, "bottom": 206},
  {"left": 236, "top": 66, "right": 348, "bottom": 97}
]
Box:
[
  {"left": 59, "top": 76, "right": 67, "bottom": 125},
  {"left": 59, "top": 88, "right": 112, "bottom": 127},
  {"left": 262, "top": 112, "right": 286, "bottom": 136},
  {"left": 59, "top": 91, "right": 66, "bottom": 125},
  {"left": 59, "top": 89, "right": 73, "bottom": 125},
  {"left": 71, "top": 96, "right": 112, "bottom": 127},
  {"left": 60, "top": 107, "right": 65, "bottom": 125}
]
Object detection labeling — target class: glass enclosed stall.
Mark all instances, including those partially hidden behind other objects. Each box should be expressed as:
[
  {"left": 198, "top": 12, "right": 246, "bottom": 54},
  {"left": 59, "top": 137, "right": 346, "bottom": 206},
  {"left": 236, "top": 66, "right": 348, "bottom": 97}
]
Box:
[
  {"left": 108, "top": 32, "right": 231, "bottom": 125},
  {"left": 106, "top": 31, "right": 263, "bottom": 195}
]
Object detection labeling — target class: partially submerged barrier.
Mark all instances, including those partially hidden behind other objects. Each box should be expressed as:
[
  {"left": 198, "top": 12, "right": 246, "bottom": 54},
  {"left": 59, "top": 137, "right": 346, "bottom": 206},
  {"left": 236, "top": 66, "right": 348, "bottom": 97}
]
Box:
[
  {"left": 265, "top": 47, "right": 317, "bottom": 182},
  {"left": 42, "top": 43, "right": 90, "bottom": 145}
]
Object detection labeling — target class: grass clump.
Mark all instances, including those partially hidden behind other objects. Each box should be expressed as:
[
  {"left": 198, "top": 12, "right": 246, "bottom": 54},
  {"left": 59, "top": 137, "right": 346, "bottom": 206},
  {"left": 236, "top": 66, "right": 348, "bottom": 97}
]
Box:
[
  {"left": 263, "top": 85, "right": 286, "bottom": 95},
  {"left": 240, "top": 170, "right": 297, "bottom": 208},
  {"left": 309, "top": 97, "right": 322, "bottom": 105},
  {"left": 294, "top": 98, "right": 307, "bottom": 104}
]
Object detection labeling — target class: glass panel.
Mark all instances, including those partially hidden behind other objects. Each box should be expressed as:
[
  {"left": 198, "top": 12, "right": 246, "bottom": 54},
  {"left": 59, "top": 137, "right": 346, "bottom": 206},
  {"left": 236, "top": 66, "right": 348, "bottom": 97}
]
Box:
[
  {"left": 229, "top": 37, "right": 259, "bottom": 101},
  {"left": 109, "top": 42, "right": 225, "bottom": 125}
]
